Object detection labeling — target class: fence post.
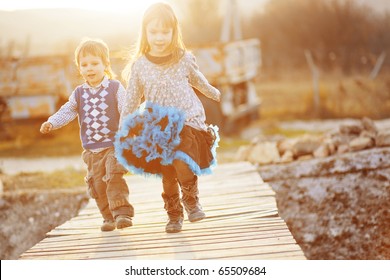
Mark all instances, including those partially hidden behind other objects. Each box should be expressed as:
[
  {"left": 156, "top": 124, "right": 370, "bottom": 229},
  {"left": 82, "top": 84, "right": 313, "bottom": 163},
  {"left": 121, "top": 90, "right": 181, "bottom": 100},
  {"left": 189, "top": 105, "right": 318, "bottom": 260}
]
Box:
[
  {"left": 370, "top": 51, "right": 386, "bottom": 80},
  {"left": 304, "top": 49, "right": 320, "bottom": 116}
]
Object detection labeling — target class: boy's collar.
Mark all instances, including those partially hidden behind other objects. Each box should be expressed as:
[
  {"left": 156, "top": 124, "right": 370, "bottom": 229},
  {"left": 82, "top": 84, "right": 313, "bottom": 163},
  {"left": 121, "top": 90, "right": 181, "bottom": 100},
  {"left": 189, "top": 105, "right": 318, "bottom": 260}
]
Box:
[{"left": 82, "top": 76, "right": 109, "bottom": 89}]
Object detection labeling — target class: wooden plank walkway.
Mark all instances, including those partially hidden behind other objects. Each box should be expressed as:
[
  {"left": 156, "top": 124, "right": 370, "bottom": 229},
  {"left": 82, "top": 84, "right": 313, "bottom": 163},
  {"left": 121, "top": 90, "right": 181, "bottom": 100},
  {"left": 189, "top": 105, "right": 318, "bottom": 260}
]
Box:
[{"left": 19, "top": 162, "right": 306, "bottom": 260}]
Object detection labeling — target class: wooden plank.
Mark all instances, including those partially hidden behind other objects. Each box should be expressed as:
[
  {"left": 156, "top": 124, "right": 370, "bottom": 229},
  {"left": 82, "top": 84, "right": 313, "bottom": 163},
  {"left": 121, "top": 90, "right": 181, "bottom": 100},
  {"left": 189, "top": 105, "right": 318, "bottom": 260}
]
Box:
[
  {"left": 20, "top": 235, "right": 299, "bottom": 260},
  {"left": 20, "top": 161, "right": 305, "bottom": 260},
  {"left": 30, "top": 222, "right": 290, "bottom": 249},
  {"left": 23, "top": 230, "right": 294, "bottom": 256}
]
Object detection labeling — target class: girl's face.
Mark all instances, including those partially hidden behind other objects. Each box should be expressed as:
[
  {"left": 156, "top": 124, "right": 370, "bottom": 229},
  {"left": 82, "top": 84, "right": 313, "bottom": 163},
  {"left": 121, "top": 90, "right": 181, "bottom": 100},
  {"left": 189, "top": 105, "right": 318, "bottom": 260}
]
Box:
[
  {"left": 146, "top": 18, "right": 173, "bottom": 57},
  {"left": 78, "top": 54, "right": 106, "bottom": 87}
]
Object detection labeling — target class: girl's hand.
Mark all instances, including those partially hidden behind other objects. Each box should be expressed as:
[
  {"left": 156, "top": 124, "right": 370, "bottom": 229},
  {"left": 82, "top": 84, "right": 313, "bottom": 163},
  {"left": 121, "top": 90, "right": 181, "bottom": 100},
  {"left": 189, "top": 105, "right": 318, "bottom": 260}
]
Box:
[{"left": 40, "top": 122, "right": 53, "bottom": 134}]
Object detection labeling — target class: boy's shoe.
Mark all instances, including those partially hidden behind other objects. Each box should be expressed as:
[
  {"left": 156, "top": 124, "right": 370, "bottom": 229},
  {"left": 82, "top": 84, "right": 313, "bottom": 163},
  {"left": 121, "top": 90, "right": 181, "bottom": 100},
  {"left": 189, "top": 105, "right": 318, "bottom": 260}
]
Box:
[
  {"left": 101, "top": 220, "right": 116, "bottom": 232},
  {"left": 115, "top": 215, "right": 133, "bottom": 229}
]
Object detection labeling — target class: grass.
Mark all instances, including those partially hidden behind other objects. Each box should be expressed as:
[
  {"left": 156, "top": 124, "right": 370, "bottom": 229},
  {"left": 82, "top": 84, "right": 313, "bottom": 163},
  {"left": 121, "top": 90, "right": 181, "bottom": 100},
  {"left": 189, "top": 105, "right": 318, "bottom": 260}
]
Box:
[
  {"left": 0, "top": 119, "right": 82, "bottom": 158},
  {"left": 1, "top": 167, "right": 85, "bottom": 192},
  {"left": 0, "top": 119, "right": 86, "bottom": 192},
  {"left": 256, "top": 72, "right": 390, "bottom": 120}
]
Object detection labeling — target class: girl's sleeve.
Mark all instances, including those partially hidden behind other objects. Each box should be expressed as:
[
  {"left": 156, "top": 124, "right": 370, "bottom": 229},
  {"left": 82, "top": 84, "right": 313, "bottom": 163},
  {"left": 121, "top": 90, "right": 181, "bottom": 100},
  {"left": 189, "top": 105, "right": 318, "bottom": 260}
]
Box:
[
  {"left": 47, "top": 91, "right": 78, "bottom": 129},
  {"left": 124, "top": 63, "right": 143, "bottom": 117},
  {"left": 116, "top": 83, "right": 127, "bottom": 124},
  {"left": 187, "top": 53, "right": 221, "bottom": 102}
]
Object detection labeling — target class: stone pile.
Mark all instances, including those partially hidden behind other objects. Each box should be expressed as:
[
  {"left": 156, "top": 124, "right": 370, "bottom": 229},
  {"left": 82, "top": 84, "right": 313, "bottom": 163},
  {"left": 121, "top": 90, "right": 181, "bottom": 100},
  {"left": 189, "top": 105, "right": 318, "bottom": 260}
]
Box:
[{"left": 236, "top": 117, "right": 390, "bottom": 165}]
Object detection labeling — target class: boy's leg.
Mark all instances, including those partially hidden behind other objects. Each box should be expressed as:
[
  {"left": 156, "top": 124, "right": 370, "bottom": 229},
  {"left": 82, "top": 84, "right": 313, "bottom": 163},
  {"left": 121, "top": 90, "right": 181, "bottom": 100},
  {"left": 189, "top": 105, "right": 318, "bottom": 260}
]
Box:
[
  {"left": 104, "top": 148, "right": 134, "bottom": 229},
  {"left": 161, "top": 165, "right": 183, "bottom": 233},
  {"left": 82, "top": 150, "right": 115, "bottom": 231},
  {"left": 172, "top": 159, "right": 205, "bottom": 222}
]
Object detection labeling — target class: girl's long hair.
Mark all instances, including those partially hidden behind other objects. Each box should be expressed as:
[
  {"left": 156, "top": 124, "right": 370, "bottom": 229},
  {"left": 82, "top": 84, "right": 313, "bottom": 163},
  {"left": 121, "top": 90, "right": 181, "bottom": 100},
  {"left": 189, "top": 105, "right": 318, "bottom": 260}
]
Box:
[
  {"left": 75, "top": 38, "right": 116, "bottom": 79},
  {"left": 122, "top": 2, "right": 186, "bottom": 84}
]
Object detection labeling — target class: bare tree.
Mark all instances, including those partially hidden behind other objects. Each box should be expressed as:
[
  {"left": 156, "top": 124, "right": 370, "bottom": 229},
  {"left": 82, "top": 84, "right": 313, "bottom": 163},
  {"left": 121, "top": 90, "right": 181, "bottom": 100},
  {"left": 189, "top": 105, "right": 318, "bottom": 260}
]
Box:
[
  {"left": 243, "top": 0, "right": 390, "bottom": 74},
  {"left": 172, "top": 0, "right": 223, "bottom": 46}
]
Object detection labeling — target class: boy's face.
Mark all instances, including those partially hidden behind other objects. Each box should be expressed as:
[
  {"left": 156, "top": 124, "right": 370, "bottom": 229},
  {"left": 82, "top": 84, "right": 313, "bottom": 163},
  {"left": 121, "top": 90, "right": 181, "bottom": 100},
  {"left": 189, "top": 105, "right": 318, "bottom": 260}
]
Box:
[
  {"left": 78, "top": 54, "right": 106, "bottom": 87},
  {"left": 146, "top": 18, "right": 173, "bottom": 57}
]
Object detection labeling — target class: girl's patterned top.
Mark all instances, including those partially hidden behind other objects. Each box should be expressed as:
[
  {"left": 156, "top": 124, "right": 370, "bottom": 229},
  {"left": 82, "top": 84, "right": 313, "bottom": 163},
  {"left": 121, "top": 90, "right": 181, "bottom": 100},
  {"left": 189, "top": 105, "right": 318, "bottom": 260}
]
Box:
[{"left": 124, "top": 51, "right": 221, "bottom": 131}]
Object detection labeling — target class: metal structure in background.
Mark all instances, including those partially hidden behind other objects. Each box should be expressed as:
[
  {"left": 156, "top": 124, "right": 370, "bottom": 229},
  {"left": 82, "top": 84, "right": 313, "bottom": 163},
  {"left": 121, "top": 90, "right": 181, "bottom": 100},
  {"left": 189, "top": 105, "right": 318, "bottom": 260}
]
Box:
[{"left": 191, "top": 0, "right": 262, "bottom": 134}]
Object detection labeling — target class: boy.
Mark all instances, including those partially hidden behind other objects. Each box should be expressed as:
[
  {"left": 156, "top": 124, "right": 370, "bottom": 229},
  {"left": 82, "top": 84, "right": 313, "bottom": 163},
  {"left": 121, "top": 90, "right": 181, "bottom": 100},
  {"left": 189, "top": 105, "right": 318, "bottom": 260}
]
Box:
[{"left": 40, "top": 38, "right": 133, "bottom": 231}]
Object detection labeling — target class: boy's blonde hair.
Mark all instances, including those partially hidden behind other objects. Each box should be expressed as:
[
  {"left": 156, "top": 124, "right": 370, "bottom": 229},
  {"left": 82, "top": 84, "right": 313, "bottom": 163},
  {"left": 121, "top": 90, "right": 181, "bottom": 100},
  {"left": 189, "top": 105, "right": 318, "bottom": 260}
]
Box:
[
  {"left": 122, "top": 2, "right": 186, "bottom": 83},
  {"left": 75, "top": 38, "right": 116, "bottom": 79}
]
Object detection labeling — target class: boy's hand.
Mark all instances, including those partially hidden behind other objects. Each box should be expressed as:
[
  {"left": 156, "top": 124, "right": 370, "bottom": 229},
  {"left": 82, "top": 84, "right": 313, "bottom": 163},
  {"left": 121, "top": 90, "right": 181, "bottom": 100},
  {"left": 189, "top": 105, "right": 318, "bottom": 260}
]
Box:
[{"left": 40, "top": 122, "right": 53, "bottom": 134}]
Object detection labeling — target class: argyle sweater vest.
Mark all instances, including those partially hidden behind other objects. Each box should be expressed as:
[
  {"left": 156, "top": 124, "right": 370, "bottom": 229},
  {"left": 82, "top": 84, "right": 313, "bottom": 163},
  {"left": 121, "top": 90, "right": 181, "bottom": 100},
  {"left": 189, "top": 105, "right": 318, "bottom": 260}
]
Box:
[{"left": 75, "top": 80, "right": 120, "bottom": 150}]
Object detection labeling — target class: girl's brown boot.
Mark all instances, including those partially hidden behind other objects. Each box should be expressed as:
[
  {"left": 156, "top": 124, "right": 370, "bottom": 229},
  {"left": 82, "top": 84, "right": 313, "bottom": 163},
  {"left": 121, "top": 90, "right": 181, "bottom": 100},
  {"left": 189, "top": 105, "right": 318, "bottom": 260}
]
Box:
[
  {"left": 162, "top": 192, "right": 184, "bottom": 233},
  {"left": 181, "top": 178, "right": 206, "bottom": 222}
]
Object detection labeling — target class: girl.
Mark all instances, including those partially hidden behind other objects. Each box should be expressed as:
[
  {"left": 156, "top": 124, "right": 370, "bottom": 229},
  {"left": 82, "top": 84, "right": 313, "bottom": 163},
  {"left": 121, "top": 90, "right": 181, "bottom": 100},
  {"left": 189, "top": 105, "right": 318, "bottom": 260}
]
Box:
[
  {"left": 40, "top": 38, "right": 134, "bottom": 231},
  {"left": 115, "top": 2, "right": 221, "bottom": 233}
]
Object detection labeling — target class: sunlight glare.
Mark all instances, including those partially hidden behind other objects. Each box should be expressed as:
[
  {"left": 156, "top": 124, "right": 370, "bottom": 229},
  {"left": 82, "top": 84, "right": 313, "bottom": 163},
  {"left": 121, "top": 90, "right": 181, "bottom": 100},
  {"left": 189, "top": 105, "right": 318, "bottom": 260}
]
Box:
[{"left": 0, "top": 0, "right": 161, "bottom": 14}]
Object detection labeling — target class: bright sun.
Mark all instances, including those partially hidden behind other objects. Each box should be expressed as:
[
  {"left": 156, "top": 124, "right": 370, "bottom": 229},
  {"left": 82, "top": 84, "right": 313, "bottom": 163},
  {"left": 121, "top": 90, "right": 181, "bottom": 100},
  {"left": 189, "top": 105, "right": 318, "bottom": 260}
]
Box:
[{"left": 0, "top": 0, "right": 161, "bottom": 14}]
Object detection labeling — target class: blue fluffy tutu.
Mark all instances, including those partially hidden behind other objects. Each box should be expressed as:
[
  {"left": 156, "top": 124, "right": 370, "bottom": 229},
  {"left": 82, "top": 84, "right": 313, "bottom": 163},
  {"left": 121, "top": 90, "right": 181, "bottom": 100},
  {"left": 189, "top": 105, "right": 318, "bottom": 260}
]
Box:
[{"left": 115, "top": 102, "right": 219, "bottom": 177}]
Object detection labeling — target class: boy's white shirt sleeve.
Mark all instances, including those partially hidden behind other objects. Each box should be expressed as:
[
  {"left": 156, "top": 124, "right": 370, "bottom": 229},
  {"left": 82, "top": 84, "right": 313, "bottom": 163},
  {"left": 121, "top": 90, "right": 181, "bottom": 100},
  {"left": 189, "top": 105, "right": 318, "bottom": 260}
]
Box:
[{"left": 47, "top": 91, "right": 78, "bottom": 129}]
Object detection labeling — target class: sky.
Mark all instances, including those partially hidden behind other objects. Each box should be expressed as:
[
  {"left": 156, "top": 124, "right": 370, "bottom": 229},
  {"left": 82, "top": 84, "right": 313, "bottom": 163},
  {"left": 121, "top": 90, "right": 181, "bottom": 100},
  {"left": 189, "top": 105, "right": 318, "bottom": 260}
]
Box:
[
  {"left": 0, "top": 0, "right": 389, "bottom": 17},
  {"left": 0, "top": 0, "right": 160, "bottom": 12},
  {"left": 0, "top": 0, "right": 272, "bottom": 56},
  {"left": 1, "top": 0, "right": 388, "bottom": 56},
  {"left": 0, "top": 0, "right": 269, "bottom": 14}
]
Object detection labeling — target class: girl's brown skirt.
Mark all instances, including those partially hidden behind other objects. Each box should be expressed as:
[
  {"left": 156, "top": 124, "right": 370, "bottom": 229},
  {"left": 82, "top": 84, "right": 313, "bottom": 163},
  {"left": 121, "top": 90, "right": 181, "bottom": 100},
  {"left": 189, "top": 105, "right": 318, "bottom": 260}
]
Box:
[{"left": 115, "top": 102, "right": 219, "bottom": 177}]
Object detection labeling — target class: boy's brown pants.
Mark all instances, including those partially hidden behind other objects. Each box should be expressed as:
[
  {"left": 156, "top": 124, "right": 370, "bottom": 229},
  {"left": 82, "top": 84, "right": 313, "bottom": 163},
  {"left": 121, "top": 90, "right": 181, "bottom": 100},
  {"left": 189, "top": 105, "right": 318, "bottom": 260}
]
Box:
[{"left": 82, "top": 147, "right": 134, "bottom": 221}]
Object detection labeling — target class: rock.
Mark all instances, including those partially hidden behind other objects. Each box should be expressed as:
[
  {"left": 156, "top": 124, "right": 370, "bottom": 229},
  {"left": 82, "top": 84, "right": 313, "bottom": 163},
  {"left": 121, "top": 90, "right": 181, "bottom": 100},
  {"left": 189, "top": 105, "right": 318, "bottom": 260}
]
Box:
[
  {"left": 0, "top": 178, "right": 3, "bottom": 197},
  {"left": 0, "top": 198, "right": 8, "bottom": 209},
  {"left": 237, "top": 118, "right": 387, "bottom": 166},
  {"left": 331, "top": 133, "right": 355, "bottom": 148},
  {"left": 360, "top": 130, "right": 377, "bottom": 140},
  {"left": 324, "top": 138, "right": 337, "bottom": 155},
  {"left": 339, "top": 123, "right": 364, "bottom": 135},
  {"left": 337, "top": 144, "right": 350, "bottom": 154},
  {"left": 277, "top": 138, "right": 298, "bottom": 155},
  {"left": 247, "top": 142, "right": 280, "bottom": 165},
  {"left": 297, "top": 154, "right": 314, "bottom": 161},
  {"left": 291, "top": 136, "right": 322, "bottom": 157},
  {"left": 235, "top": 145, "right": 252, "bottom": 161},
  {"left": 258, "top": 147, "right": 390, "bottom": 181},
  {"left": 361, "top": 117, "right": 378, "bottom": 134},
  {"left": 349, "top": 137, "right": 374, "bottom": 151},
  {"left": 313, "top": 144, "right": 330, "bottom": 158},
  {"left": 280, "top": 150, "right": 294, "bottom": 163},
  {"left": 376, "top": 131, "right": 390, "bottom": 147}
]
